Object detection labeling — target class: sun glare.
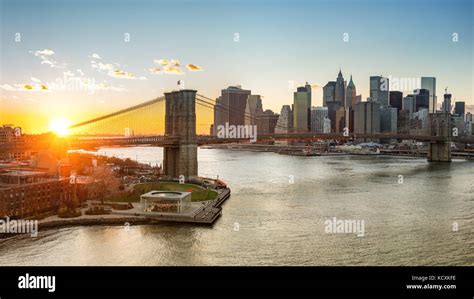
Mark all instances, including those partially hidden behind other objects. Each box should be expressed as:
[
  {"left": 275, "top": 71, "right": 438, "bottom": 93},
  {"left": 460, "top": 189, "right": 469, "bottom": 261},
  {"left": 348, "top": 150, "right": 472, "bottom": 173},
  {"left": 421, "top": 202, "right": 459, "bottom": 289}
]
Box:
[{"left": 49, "top": 118, "right": 71, "bottom": 136}]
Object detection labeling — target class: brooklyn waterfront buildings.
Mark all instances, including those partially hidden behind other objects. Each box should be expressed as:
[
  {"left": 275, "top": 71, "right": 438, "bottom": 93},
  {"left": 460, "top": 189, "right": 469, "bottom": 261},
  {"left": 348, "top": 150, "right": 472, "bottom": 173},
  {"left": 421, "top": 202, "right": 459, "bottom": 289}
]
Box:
[{"left": 0, "top": 168, "right": 71, "bottom": 218}]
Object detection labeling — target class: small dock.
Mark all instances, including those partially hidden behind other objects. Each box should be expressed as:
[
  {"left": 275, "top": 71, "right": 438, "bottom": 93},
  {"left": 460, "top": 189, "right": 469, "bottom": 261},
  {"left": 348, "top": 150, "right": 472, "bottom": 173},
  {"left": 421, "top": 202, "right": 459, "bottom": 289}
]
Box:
[
  {"left": 32, "top": 187, "right": 232, "bottom": 234},
  {"left": 110, "top": 187, "right": 231, "bottom": 225}
]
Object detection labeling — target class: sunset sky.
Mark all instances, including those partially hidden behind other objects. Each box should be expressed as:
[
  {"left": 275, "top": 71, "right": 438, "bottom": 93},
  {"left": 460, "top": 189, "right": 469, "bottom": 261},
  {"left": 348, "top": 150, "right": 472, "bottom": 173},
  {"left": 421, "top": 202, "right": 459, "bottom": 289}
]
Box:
[{"left": 1, "top": 0, "right": 472, "bottom": 134}]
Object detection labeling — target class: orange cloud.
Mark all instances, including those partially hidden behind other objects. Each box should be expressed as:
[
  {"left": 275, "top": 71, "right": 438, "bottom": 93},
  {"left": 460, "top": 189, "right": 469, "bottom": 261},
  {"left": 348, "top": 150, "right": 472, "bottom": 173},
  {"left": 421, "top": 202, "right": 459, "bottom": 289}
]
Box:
[
  {"left": 186, "top": 64, "right": 202, "bottom": 71},
  {"left": 163, "top": 66, "right": 184, "bottom": 75}
]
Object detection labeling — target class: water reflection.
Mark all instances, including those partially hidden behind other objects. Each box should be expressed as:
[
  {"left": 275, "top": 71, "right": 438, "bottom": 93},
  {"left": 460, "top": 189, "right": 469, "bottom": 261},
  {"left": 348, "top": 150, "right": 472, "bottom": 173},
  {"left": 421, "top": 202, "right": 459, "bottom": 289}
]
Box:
[{"left": 0, "top": 148, "right": 472, "bottom": 266}]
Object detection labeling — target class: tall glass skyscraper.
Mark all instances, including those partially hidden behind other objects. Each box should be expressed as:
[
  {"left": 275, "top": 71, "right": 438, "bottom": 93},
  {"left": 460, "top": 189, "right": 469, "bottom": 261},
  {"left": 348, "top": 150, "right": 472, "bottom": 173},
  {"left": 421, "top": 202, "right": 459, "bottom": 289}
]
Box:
[
  {"left": 370, "top": 76, "right": 389, "bottom": 107},
  {"left": 421, "top": 77, "right": 436, "bottom": 113},
  {"left": 293, "top": 83, "right": 312, "bottom": 133}
]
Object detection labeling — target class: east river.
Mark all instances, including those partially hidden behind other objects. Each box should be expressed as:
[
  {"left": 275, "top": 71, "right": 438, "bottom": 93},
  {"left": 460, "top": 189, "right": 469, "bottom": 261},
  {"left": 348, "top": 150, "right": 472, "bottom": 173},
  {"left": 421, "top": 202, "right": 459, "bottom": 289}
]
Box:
[{"left": 0, "top": 147, "right": 472, "bottom": 265}]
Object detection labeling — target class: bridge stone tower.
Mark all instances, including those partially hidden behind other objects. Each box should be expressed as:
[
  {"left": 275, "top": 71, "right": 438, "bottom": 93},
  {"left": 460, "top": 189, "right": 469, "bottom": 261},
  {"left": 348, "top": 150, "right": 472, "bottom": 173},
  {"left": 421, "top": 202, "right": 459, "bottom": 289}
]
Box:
[
  {"left": 163, "top": 90, "right": 198, "bottom": 178},
  {"left": 428, "top": 112, "right": 451, "bottom": 162}
]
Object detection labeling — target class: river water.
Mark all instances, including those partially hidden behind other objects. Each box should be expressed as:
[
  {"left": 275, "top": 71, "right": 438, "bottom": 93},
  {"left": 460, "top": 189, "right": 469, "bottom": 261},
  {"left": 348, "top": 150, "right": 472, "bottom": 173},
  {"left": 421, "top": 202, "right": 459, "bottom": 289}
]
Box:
[{"left": 0, "top": 147, "right": 472, "bottom": 265}]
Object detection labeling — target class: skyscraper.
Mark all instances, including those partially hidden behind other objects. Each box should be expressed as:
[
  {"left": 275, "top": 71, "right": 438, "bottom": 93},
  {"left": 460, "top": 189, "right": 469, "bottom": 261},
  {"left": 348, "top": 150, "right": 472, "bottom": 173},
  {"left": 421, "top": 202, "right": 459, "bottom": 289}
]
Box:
[
  {"left": 255, "top": 109, "right": 279, "bottom": 134},
  {"left": 411, "top": 108, "right": 429, "bottom": 135},
  {"left": 454, "top": 101, "right": 465, "bottom": 118},
  {"left": 323, "top": 81, "right": 338, "bottom": 132},
  {"left": 389, "top": 91, "right": 403, "bottom": 111},
  {"left": 310, "top": 106, "right": 328, "bottom": 133},
  {"left": 335, "top": 70, "right": 345, "bottom": 105},
  {"left": 402, "top": 95, "right": 416, "bottom": 117},
  {"left": 421, "top": 77, "right": 436, "bottom": 113},
  {"left": 323, "top": 81, "right": 336, "bottom": 106},
  {"left": 335, "top": 106, "right": 346, "bottom": 133},
  {"left": 354, "top": 95, "right": 362, "bottom": 107},
  {"left": 370, "top": 76, "right": 389, "bottom": 107},
  {"left": 442, "top": 92, "right": 452, "bottom": 113},
  {"left": 221, "top": 85, "right": 251, "bottom": 124},
  {"left": 354, "top": 101, "right": 381, "bottom": 143},
  {"left": 293, "top": 83, "right": 312, "bottom": 133},
  {"left": 414, "top": 89, "right": 430, "bottom": 112},
  {"left": 345, "top": 75, "right": 356, "bottom": 108},
  {"left": 213, "top": 96, "right": 224, "bottom": 136},
  {"left": 245, "top": 95, "right": 263, "bottom": 125},
  {"left": 380, "top": 107, "right": 398, "bottom": 134},
  {"left": 275, "top": 105, "right": 293, "bottom": 134},
  {"left": 466, "top": 112, "right": 473, "bottom": 122}
]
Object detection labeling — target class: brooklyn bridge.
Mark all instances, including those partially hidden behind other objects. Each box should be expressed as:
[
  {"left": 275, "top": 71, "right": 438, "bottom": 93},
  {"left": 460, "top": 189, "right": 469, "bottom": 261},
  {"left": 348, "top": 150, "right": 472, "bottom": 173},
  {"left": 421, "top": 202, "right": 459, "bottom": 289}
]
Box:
[{"left": 3, "top": 90, "right": 473, "bottom": 178}]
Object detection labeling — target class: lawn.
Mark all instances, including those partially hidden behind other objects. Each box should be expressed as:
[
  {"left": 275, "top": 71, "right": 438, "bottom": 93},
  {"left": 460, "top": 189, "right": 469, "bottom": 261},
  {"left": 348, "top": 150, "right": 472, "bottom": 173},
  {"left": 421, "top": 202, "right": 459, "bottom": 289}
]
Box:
[{"left": 108, "top": 181, "right": 218, "bottom": 203}]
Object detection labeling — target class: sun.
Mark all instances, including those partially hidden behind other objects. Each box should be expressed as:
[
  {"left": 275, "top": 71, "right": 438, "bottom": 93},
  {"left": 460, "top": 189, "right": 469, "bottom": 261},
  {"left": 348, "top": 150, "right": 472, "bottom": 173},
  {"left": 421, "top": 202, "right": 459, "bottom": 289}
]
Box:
[{"left": 49, "top": 118, "right": 71, "bottom": 136}]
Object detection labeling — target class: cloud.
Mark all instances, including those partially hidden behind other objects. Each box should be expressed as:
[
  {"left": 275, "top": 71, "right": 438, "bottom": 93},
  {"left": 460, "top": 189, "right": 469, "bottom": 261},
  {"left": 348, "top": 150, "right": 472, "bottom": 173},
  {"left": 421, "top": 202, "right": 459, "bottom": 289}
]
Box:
[
  {"left": 90, "top": 57, "right": 146, "bottom": 80},
  {"left": 186, "top": 64, "right": 202, "bottom": 71},
  {"left": 149, "top": 68, "right": 161, "bottom": 75},
  {"left": 93, "top": 82, "right": 127, "bottom": 92},
  {"left": 32, "top": 49, "right": 55, "bottom": 56},
  {"left": 152, "top": 59, "right": 203, "bottom": 75},
  {"left": 109, "top": 69, "right": 146, "bottom": 80},
  {"left": 0, "top": 84, "right": 17, "bottom": 91},
  {"left": 163, "top": 66, "right": 184, "bottom": 75},
  {"left": 91, "top": 61, "right": 115, "bottom": 71},
  {"left": 63, "top": 71, "right": 75, "bottom": 78},
  {"left": 90, "top": 53, "right": 102, "bottom": 59},
  {"left": 30, "top": 49, "right": 65, "bottom": 68},
  {"left": 154, "top": 59, "right": 169, "bottom": 66},
  {"left": 0, "top": 73, "right": 129, "bottom": 93},
  {"left": 0, "top": 82, "right": 49, "bottom": 92}
]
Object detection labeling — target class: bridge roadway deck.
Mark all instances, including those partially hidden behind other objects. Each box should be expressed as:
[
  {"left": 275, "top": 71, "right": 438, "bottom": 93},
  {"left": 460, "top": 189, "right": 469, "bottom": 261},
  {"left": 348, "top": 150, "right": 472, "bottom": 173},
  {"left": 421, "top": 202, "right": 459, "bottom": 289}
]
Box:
[{"left": 1, "top": 133, "right": 473, "bottom": 153}]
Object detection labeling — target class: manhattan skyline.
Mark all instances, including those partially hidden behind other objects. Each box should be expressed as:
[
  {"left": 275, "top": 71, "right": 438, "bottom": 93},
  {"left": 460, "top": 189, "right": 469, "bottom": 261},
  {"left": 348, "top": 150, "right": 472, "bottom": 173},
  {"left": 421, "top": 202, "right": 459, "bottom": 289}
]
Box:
[{"left": 0, "top": 0, "right": 473, "bottom": 134}]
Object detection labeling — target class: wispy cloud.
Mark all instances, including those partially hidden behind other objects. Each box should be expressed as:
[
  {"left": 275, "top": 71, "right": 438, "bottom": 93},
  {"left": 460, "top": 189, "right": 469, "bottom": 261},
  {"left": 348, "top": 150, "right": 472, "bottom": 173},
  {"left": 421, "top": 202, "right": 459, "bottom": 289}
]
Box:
[
  {"left": 0, "top": 82, "right": 49, "bottom": 92},
  {"left": 91, "top": 61, "right": 115, "bottom": 72},
  {"left": 163, "top": 66, "right": 184, "bottom": 75},
  {"left": 1, "top": 73, "right": 129, "bottom": 94},
  {"left": 29, "top": 49, "right": 66, "bottom": 68},
  {"left": 154, "top": 59, "right": 169, "bottom": 66},
  {"left": 89, "top": 53, "right": 102, "bottom": 59},
  {"left": 149, "top": 68, "right": 161, "bottom": 75},
  {"left": 110, "top": 69, "right": 146, "bottom": 80},
  {"left": 91, "top": 56, "right": 146, "bottom": 80}
]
